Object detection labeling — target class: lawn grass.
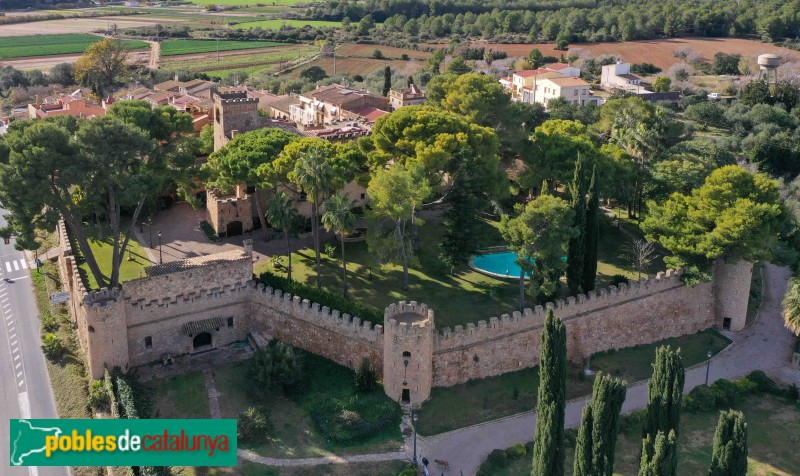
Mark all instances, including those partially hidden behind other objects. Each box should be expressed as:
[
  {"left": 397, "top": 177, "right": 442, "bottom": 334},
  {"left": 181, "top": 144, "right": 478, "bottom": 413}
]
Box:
[
  {"left": 212, "top": 347, "right": 402, "bottom": 458},
  {"left": 0, "top": 34, "right": 147, "bottom": 59},
  {"left": 72, "top": 224, "right": 150, "bottom": 291},
  {"left": 145, "top": 371, "right": 211, "bottom": 419},
  {"left": 160, "top": 39, "right": 285, "bottom": 56},
  {"left": 415, "top": 328, "right": 729, "bottom": 435},
  {"left": 483, "top": 393, "right": 800, "bottom": 475},
  {"left": 234, "top": 19, "right": 342, "bottom": 29}
]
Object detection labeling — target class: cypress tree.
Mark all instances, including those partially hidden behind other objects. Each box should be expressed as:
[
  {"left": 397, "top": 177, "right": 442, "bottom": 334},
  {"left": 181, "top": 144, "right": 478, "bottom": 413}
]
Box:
[
  {"left": 582, "top": 166, "right": 599, "bottom": 292},
  {"left": 382, "top": 66, "right": 392, "bottom": 96},
  {"left": 640, "top": 346, "right": 684, "bottom": 475},
  {"left": 541, "top": 179, "right": 550, "bottom": 196},
  {"left": 567, "top": 156, "right": 587, "bottom": 294},
  {"left": 532, "top": 310, "right": 567, "bottom": 476},
  {"left": 573, "top": 373, "right": 627, "bottom": 476},
  {"left": 639, "top": 430, "right": 677, "bottom": 476},
  {"left": 709, "top": 410, "right": 748, "bottom": 476}
]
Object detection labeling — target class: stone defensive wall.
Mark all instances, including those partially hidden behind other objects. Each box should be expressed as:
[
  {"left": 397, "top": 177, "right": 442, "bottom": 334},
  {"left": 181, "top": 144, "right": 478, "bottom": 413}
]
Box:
[{"left": 430, "top": 269, "right": 716, "bottom": 387}]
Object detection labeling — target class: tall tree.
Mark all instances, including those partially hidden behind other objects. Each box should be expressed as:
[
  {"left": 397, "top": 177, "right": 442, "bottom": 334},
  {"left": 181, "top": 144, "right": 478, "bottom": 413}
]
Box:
[
  {"left": 709, "top": 410, "right": 748, "bottom": 476},
  {"left": 639, "top": 430, "right": 677, "bottom": 476},
  {"left": 529, "top": 47, "right": 545, "bottom": 68},
  {"left": 574, "top": 373, "right": 627, "bottom": 476},
  {"left": 366, "top": 164, "right": 431, "bottom": 290},
  {"left": 532, "top": 310, "right": 568, "bottom": 476},
  {"left": 266, "top": 191, "right": 299, "bottom": 281},
  {"left": 322, "top": 193, "right": 357, "bottom": 298},
  {"left": 567, "top": 155, "right": 588, "bottom": 294},
  {"left": 73, "top": 38, "right": 129, "bottom": 98},
  {"left": 526, "top": 119, "right": 597, "bottom": 194},
  {"left": 382, "top": 66, "right": 392, "bottom": 96},
  {"left": 202, "top": 128, "right": 297, "bottom": 239},
  {"left": 642, "top": 345, "right": 684, "bottom": 470},
  {"left": 582, "top": 166, "right": 599, "bottom": 292},
  {"left": 501, "top": 195, "right": 576, "bottom": 311}
]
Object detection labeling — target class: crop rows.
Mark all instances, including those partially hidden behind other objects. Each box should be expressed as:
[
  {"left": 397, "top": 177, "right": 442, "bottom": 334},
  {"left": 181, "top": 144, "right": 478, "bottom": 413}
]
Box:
[
  {"left": 0, "top": 34, "right": 148, "bottom": 59},
  {"left": 159, "top": 39, "right": 286, "bottom": 56}
]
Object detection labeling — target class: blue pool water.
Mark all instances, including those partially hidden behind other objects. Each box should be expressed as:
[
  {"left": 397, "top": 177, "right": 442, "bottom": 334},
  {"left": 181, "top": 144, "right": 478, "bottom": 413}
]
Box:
[{"left": 472, "top": 251, "right": 531, "bottom": 278}]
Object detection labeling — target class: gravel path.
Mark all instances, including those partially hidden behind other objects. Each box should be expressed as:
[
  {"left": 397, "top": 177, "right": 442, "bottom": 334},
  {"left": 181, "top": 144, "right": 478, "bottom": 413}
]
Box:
[{"left": 418, "top": 263, "right": 800, "bottom": 475}]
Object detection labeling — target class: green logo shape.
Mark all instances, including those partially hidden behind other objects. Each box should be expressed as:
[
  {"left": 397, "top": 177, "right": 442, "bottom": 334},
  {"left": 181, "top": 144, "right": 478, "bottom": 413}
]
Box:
[{"left": 9, "top": 419, "right": 237, "bottom": 467}]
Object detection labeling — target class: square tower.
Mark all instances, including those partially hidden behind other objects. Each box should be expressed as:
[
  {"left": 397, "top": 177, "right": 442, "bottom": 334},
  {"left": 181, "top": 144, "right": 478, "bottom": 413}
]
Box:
[{"left": 211, "top": 88, "right": 264, "bottom": 151}]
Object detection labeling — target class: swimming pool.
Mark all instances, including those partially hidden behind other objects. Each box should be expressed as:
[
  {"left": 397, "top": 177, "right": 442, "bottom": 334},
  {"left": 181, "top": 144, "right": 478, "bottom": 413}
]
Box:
[{"left": 471, "top": 251, "right": 531, "bottom": 279}]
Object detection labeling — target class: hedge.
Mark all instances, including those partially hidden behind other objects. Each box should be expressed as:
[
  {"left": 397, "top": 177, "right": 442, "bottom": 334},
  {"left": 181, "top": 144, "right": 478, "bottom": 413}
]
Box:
[
  {"left": 115, "top": 375, "right": 139, "bottom": 420},
  {"left": 257, "top": 270, "right": 383, "bottom": 324},
  {"left": 104, "top": 368, "right": 120, "bottom": 419}
]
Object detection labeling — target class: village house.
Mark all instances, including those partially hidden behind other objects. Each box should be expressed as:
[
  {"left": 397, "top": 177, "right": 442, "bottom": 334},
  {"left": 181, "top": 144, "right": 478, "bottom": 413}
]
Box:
[
  {"left": 27, "top": 91, "right": 111, "bottom": 120},
  {"left": 389, "top": 83, "right": 427, "bottom": 110},
  {"left": 288, "top": 84, "right": 390, "bottom": 130},
  {"left": 601, "top": 62, "right": 644, "bottom": 91}
]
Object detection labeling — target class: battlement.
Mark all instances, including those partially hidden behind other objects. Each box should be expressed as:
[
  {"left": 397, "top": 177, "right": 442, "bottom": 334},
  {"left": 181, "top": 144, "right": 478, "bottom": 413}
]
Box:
[
  {"left": 436, "top": 269, "right": 684, "bottom": 346},
  {"left": 252, "top": 282, "right": 383, "bottom": 342},
  {"left": 384, "top": 301, "right": 435, "bottom": 336},
  {"left": 126, "top": 279, "right": 252, "bottom": 310},
  {"left": 208, "top": 188, "right": 251, "bottom": 203},
  {"left": 84, "top": 287, "right": 124, "bottom": 309}
]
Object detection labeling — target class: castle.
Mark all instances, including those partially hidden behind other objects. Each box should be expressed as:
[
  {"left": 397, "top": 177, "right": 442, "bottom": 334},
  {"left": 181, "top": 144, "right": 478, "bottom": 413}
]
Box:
[{"left": 57, "top": 222, "right": 752, "bottom": 406}]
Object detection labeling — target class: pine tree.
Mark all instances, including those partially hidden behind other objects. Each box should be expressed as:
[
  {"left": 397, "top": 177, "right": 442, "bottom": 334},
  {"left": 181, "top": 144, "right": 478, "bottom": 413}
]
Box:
[
  {"left": 573, "top": 373, "right": 627, "bottom": 476},
  {"left": 582, "top": 166, "right": 599, "bottom": 292},
  {"left": 639, "top": 430, "right": 677, "bottom": 476},
  {"left": 567, "top": 156, "right": 587, "bottom": 294},
  {"left": 709, "top": 410, "right": 748, "bottom": 476},
  {"left": 642, "top": 346, "right": 685, "bottom": 442},
  {"left": 532, "top": 310, "right": 567, "bottom": 476}
]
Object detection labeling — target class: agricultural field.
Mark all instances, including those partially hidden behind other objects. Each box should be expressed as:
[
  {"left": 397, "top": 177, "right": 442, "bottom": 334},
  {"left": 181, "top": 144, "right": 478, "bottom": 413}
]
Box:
[
  {"left": 159, "top": 44, "right": 317, "bottom": 73},
  {"left": 283, "top": 56, "right": 426, "bottom": 79},
  {"left": 466, "top": 37, "right": 800, "bottom": 70},
  {"left": 160, "top": 39, "right": 286, "bottom": 56},
  {"left": 0, "top": 16, "right": 184, "bottom": 36},
  {"left": 234, "top": 19, "right": 342, "bottom": 29},
  {"left": 0, "top": 34, "right": 148, "bottom": 59},
  {"left": 185, "top": 0, "right": 309, "bottom": 4},
  {"left": 336, "top": 43, "right": 432, "bottom": 60}
]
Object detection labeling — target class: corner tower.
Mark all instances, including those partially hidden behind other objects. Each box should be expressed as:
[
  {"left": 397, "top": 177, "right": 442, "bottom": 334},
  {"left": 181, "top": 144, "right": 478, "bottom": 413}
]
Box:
[
  {"left": 211, "top": 88, "right": 262, "bottom": 151},
  {"left": 83, "top": 288, "right": 129, "bottom": 378},
  {"left": 383, "top": 301, "right": 435, "bottom": 406}
]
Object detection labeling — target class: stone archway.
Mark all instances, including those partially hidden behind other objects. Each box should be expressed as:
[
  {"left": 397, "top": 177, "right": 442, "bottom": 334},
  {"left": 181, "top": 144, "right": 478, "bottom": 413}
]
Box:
[
  {"left": 226, "top": 220, "right": 243, "bottom": 237},
  {"left": 193, "top": 332, "right": 212, "bottom": 350}
]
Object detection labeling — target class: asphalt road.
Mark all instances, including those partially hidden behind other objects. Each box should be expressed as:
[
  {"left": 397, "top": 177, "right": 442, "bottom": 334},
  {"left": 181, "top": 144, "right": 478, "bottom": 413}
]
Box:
[{"left": 0, "top": 210, "right": 69, "bottom": 476}]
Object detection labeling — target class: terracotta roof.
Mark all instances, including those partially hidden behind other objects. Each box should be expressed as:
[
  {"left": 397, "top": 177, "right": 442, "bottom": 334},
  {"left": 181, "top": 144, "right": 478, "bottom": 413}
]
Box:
[
  {"left": 145, "top": 250, "right": 248, "bottom": 277},
  {"left": 182, "top": 317, "right": 225, "bottom": 336},
  {"left": 349, "top": 106, "right": 389, "bottom": 122},
  {"left": 154, "top": 79, "right": 182, "bottom": 91},
  {"left": 547, "top": 77, "right": 590, "bottom": 87},
  {"left": 513, "top": 69, "right": 554, "bottom": 78},
  {"left": 545, "top": 63, "right": 572, "bottom": 71},
  {"left": 306, "top": 84, "right": 383, "bottom": 107},
  {"left": 269, "top": 96, "right": 301, "bottom": 114}
]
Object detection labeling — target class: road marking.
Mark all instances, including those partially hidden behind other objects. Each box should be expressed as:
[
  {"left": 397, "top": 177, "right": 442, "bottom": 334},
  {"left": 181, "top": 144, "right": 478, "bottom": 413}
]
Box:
[
  {"left": 5, "top": 262, "right": 10, "bottom": 272},
  {"left": 17, "top": 371, "right": 23, "bottom": 378},
  {"left": 28, "top": 466, "right": 39, "bottom": 476},
  {"left": 18, "top": 391, "right": 31, "bottom": 418},
  {"left": 13, "top": 260, "right": 19, "bottom": 271},
  {"left": 15, "top": 362, "right": 21, "bottom": 369},
  {"left": 14, "top": 354, "right": 19, "bottom": 360},
  {"left": 20, "top": 259, "right": 27, "bottom": 269}
]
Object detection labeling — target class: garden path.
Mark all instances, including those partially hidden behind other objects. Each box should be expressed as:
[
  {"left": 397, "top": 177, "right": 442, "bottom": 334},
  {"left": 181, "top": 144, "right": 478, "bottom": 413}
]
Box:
[{"left": 417, "top": 263, "right": 800, "bottom": 475}]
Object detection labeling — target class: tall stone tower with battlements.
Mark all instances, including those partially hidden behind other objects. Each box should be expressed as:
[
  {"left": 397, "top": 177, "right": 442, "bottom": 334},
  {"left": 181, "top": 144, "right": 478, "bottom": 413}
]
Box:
[
  {"left": 383, "top": 301, "right": 435, "bottom": 406},
  {"left": 211, "top": 88, "right": 267, "bottom": 151}
]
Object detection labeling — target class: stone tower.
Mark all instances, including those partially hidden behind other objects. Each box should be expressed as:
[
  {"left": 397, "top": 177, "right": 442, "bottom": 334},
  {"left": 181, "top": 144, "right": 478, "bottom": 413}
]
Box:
[
  {"left": 83, "top": 288, "right": 129, "bottom": 378},
  {"left": 714, "top": 259, "right": 753, "bottom": 332},
  {"left": 383, "top": 301, "right": 435, "bottom": 406},
  {"left": 211, "top": 88, "right": 262, "bottom": 151}
]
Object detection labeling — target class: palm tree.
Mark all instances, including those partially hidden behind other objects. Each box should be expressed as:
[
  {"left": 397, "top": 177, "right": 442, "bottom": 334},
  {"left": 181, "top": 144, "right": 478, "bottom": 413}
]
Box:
[
  {"left": 292, "top": 148, "right": 336, "bottom": 288},
  {"left": 266, "top": 191, "right": 298, "bottom": 281},
  {"left": 322, "top": 193, "right": 357, "bottom": 298},
  {"left": 783, "top": 275, "right": 800, "bottom": 335}
]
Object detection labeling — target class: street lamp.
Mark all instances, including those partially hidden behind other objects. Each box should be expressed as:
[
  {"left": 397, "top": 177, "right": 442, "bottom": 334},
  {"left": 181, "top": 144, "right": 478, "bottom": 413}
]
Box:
[
  {"left": 705, "top": 350, "right": 712, "bottom": 386},
  {"left": 411, "top": 410, "right": 418, "bottom": 467},
  {"left": 158, "top": 230, "right": 162, "bottom": 264}
]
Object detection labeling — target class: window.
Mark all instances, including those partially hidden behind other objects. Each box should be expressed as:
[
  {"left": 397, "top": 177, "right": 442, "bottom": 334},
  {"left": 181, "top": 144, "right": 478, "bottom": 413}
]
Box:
[
  {"left": 573, "top": 89, "right": 578, "bottom": 96},
  {"left": 402, "top": 351, "right": 411, "bottom": 358},
  {"left": 145, "top": 336, "right": 152, "bottom": 349},
  {"left": 227, "top": 317, "right": 234, "bottom": 328},
  {"left": 360, "top": 193, "right": 366, "bottom": 200}
]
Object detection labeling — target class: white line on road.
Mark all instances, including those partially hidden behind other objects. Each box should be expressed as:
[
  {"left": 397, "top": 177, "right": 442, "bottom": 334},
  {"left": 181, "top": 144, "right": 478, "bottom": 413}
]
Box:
[
  {"left": 20, "top": 259, "right": 27, "bottom": 269},
  {"left": 5, "top": 261, "right": 11, "bottom": 272},
  {"left": 13, "top": 260, "right": 19, "bottom": 271},
  {"left": 15, "top": 362, "right": 21, "bottom": 369},
  {"left": 18, "top": 391, "right": 30, "bottom": 418}
]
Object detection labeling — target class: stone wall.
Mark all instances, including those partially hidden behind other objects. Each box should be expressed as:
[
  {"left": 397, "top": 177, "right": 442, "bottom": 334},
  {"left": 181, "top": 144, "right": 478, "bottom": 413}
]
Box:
[{"left": 431, "top": 269, "right": 716, "bottom": 387}]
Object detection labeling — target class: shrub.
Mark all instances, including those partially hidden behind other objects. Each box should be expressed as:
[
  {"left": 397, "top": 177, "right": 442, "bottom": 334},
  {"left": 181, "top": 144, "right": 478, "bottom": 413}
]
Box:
[
  {"left": 115, "top": 375, "right": 140, "bottom": 419},
  {"left": 486, "top": 449, "right": 509, "bottom": 468},
  {"left": 400, "top": 53, "right": 409, "bottom": 60},
  {"left": 610, "top": 274, "right": 629, "bottom": 286},
  {"left": 238, "top": 406, "right": 271, "bottom": 443},
  {"left": 787, "top": 383, "right": 799, "bottom": 400},
  {"left": 41, "top": 312, "right": 59, "bottom": 333},
  {"left": 734, "top": 376, "right": 759, "bottom": 395},
  {"left": 746, "top": 370, "right": 778, "bottom": 393},
  {"left": 630, "top": 62, "right": 662, "bottom": 75},
  {"left": 684, "top": 384, "right": 716, "bottom": 411},
  {"left": 258, "top": 270, "right": 382, "bottom": 323},
  {"left": 309, "top": 398, "right": 400, "bottom": 443},
  {"left": 710, "top": 379, "right": 740, "bottom": 408},
  {"left": 397, "top": 465, "right": 416, "bottom": 476},
  {"left": 88, "top": 379, "right": 110, "bottom": 410},
  {"left": 508, "top": 443, "right": 527, "bottom": 457},
  {"left": 372, "top": 49, "right": 384, "bottom": 59},
  {"left": 249, "top": 342, "right": 303, "bottom": 396},
  {"left": 199, "top": 220, "right": 221, "bottom": 242},
  {"left": 354, "top": 357, "right": 377, "bottom": 393},
  {"left": 619, "top": 408, "right": 646, "bottom": 433},
  {"left": 41, "top": 333, "right": 64, "bottom": 360},
  {"left": 324, "top": 242, "right": 336, "bottom": 257}
]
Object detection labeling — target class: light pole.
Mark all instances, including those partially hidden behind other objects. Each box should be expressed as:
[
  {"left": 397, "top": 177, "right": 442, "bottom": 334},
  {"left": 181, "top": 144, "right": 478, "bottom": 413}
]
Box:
[
  {"left": 158, "top": 230, "right": 162, "bottom": 264},
  {"left": 411, "top": 410, "right": 418, "bottom": 468},
  {"left": 705, "top": 350, "right": 712, "bottom": 386},
  {"left": 147, "top": 220, "right": 153, "bottom": 249}
]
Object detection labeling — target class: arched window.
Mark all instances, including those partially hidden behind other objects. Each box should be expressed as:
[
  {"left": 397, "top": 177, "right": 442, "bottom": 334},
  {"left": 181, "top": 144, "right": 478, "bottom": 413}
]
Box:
[{"left": 402, "top": 351, "right": 411, "bottom": 358}]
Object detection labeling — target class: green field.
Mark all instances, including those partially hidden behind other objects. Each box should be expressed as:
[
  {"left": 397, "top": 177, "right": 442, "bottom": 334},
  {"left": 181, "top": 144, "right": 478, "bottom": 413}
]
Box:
[
  {"left": 72, "top": 224, "right": 151, "bottom": 291},
  {"left": 234, "top": 19, "right": 342, "bottom": 29},
  {"left": 186, "top": 0, "right": 309, "bottom": 4},
  {"left": 159, "top": 39, "right": 285, "bottom": 56},
  {"left": 0, "top": 34, "right": 148, "bottom": 59},
  {"left": 160, "top": 44, "right": 317, "bottom": 73}
]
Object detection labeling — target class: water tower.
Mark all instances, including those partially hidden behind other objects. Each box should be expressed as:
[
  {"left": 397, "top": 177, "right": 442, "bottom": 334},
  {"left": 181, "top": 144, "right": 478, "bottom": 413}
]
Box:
[{"left": 757, "top": 54, "right": 781, "bottom": 87}]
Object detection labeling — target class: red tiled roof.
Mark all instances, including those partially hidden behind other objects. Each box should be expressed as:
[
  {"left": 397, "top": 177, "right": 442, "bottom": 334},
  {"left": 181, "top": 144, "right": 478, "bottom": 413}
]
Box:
[
  {"left": 349, "top": 106, "right": 389, "bottom": 122},
  {"left": 547, "top": 77, "right": 590, "bottom": 87},
  {"left": 513, "top": 69, "right": 553, "bottom": 78},
  {"left": 545, "top": 63, "right": 572, "bottom": 71}
]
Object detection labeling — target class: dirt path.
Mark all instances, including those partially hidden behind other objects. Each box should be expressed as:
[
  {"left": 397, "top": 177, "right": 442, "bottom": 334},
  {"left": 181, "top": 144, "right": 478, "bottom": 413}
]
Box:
[
  {"left": 419, "top": 263, "right": 800, "bottom": 475},
  {"left": 148, "top": 40, "right": 160, "bottom": 69}
]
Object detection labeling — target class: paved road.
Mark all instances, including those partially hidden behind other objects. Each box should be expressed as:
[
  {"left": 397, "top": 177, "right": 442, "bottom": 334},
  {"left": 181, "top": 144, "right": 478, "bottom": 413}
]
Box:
[
  {"left": 0, "top": 210, "right": 69, "bottom": 476},
  {"left": 420, "top": 263, "right": 800, "bottom": 475}
]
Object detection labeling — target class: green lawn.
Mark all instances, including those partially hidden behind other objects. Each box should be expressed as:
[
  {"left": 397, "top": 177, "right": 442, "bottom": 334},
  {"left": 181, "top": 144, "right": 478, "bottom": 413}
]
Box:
[
  {"left": 234, "top": 19, "right": 342, "bottom": 29},
  {"left": 481, "top": 393, "right": 800, "bottom": 475},
  {"left": 145, "top": 372, "right": 211, "bottom": 419},
  {"left": 160, "top": 39, "right": 286, "bottom": 56},
  {"left": 0, "top": 34, "right": 148, "bottom": 59},
  {"left": 416, "top": 328, "right": 730, "bottom": 435},
  {"left": 212, "top": 347, "right": 402, "bottom": 458},
  {"left": 73, "top": 224, "right": 151, "bottom": 290}
]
